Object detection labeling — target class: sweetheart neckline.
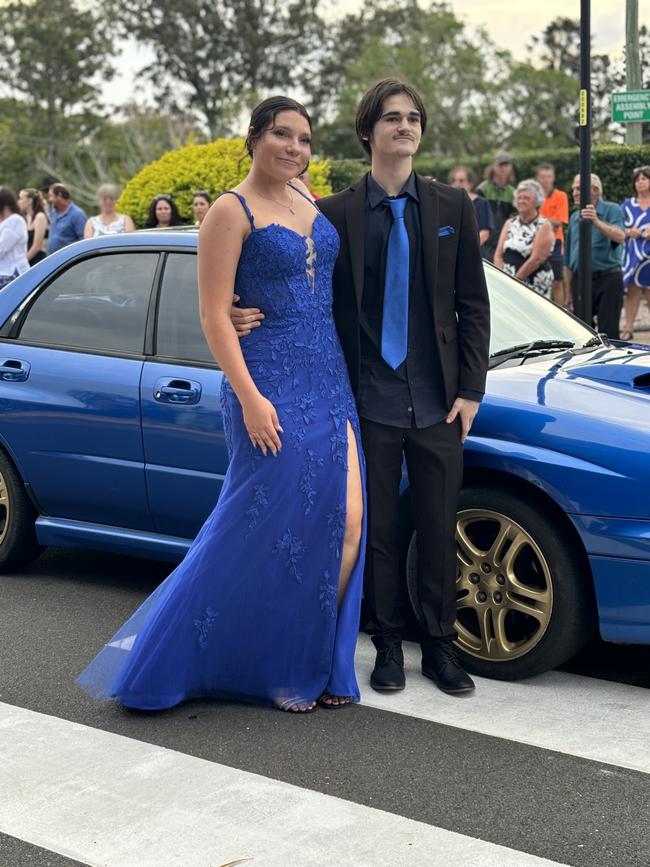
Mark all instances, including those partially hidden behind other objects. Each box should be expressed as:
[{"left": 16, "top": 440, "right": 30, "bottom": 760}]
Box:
[{"left": 245, "top": 211, "right": 324, "bottom": 245}]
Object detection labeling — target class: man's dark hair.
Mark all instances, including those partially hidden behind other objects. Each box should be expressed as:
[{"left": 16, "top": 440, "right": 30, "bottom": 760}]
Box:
[
  {"left": 535, "top": 162, "right": 555, "bottom": 174},
  {"left": 355, "top": 78, "right": 427, "bottom": 157},
  {"left": 49, "top": 183, "right": 71, "bottom": 200},
  {"left": 0, "top": 186, "right": 20, "bottom": 216},
  {"left": 39, "top": 175, "right": 59, "bottom": 194},
  {"left": 245, "top": 96, "right": 312, "bottom": 171}
]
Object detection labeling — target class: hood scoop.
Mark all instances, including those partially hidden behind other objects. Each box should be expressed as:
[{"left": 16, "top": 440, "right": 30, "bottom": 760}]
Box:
[{"left": 567, "top": 363, "right": 650, "bottom": 390}]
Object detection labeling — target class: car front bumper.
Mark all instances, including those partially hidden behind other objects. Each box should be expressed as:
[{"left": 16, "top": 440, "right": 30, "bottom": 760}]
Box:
[{"left": 570, "top": 515, "right": 650, "bottom": 643}]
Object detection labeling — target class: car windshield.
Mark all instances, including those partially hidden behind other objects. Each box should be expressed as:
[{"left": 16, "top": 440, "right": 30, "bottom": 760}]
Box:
[{"left": 485, "top": 265, "right": 595, "bottom": 356}]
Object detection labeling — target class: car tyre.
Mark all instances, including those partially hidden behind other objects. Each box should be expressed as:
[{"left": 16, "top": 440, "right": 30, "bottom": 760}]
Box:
[
  {"left": 406, "top": 485, "right": 596, "bottom": 680},
  {"left": 0, "top": 450, "right": 43, "bottom": 571}
]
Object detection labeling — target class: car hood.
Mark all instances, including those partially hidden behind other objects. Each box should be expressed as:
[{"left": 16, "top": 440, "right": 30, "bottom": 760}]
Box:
[
  {"left": 485, "top": 345, "right": 650, "bottom": 414},
  {"left": 470, "top": 345, "right": 650, "bottom": 517}
]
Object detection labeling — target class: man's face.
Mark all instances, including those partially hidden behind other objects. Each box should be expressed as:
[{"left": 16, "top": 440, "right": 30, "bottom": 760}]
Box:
[
  {"left": 449, "top": 170, "right": 471, "bottom": 191},
  {"left": 571, "top": 176, "right": 600, "bottom": 206},
  {"left": 536, "top": 169, "right": 555, "bottom": 194},
  {"left": 494, "top": 161, "right": 511, "bottom": 185},
  {"left": 48, "top": 188, "right": 65, "bottom": 211},
  {"left": 369, "top": 94, "right": 422, "bottom": 160}
]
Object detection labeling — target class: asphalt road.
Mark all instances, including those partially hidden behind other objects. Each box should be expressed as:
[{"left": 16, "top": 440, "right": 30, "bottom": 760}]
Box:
[{"left": 1, "top": 548, "right": 649, "bottom": 867}]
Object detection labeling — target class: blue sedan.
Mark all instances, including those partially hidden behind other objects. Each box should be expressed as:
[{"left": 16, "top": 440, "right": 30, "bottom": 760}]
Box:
[{"left": 0, "top": 230, "right": 648, "bottom": 679}]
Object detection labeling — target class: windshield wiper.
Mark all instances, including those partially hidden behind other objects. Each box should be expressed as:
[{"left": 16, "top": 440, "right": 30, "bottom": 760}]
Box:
[
  {"left": 580, "top": 335, "right": 605, "bottom": 349},
  {"left": 489, "top": 339, "right": 576, "bottom": 369}
]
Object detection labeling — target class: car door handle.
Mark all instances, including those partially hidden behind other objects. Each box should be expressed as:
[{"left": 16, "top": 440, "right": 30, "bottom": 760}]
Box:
[
  {"left": 154, "top": 377, "right": 202, "bottom": 405},
  {"left": 0, "top": 359, "right": 30, "bottom": 382}
]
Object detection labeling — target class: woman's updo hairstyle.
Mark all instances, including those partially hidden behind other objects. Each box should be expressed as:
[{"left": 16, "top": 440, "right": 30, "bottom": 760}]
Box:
[{"left": 245, "top": 96, "right": 312, "bottom": 172}]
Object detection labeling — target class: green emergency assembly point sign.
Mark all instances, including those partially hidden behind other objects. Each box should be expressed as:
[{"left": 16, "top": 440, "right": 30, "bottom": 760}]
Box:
[{"left": 612, "top": 90, "right": 650, "bottom": 123}]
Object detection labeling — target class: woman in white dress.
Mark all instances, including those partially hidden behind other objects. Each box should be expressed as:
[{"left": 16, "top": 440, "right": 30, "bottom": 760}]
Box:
[
  {"left": 0, "top": 187, "right": 29, "bottom": 289},
  {"left": 495, "top": 179, "right": 555, "bottom": 298},
  {"left": 84, "top": 184, "right": 135, "bottom": 238}
]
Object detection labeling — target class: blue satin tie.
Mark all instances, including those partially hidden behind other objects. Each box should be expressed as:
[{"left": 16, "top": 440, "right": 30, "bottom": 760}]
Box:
[{"left": 381, "top": 196, "right": 409, "bottom": 369}]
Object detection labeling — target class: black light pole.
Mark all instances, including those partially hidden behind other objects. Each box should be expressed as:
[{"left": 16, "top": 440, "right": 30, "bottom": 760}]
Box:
[{"left": 577, "top": 0, "right": 592, "bottom": 325}]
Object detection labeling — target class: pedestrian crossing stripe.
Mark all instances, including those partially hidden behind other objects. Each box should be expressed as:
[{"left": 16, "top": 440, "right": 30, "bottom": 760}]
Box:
[
  {"left": 356, "top": 636, "right": 650, "bottom": 775},
  {"left": 0, "top": 701, "right": 568, "bottom": 867}
]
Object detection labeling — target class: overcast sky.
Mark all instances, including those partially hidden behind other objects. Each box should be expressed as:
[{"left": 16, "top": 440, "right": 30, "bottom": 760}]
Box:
[{"left": 103, "top": 0, "right": 646, "bottom": 108}]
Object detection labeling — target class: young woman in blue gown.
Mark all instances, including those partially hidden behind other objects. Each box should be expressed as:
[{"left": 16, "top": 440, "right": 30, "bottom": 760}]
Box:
[{"left": 76, "top": 97, "right": 366, "bottom": 714}]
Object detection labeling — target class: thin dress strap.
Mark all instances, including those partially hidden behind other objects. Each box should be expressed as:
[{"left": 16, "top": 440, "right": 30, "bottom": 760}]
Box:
[
  {"left": 222, "top": 190, "right": 255, "bottom": 231},
  {"left": 288, "top": 182, "right": 319, "bottom": 210}
]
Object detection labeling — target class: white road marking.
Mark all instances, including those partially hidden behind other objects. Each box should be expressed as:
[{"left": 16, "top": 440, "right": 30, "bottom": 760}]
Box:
[
  {"left": 357, "top": 635, "right": 650, "bottom": 774},
  {"left": 0, "top": 701, "right": 568, "bottom": 867}
]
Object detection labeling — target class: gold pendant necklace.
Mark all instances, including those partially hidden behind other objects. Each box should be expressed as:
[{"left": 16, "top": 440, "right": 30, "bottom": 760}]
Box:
[{"left": 251, "top": 184, "right": 295, "bottom": 214}]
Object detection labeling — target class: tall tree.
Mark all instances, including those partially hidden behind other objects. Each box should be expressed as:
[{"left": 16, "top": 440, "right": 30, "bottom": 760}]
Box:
[
  {"left": 527, "top": 17, "right": 617, "bottom": 142},
  {"left": 108, "top": 0, "right": 324, "bottom": 138},
  {"left": 497, "top": 64, "right": 578, "bottom": 150},
  {"left": 0, "top": 0, "right": 115, "bottom": 168},
  {"left": 312, "top": 0, "right": 511, "bottom": 159}
]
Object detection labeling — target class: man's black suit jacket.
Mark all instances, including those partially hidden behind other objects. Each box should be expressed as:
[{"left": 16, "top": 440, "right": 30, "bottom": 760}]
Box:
[{"left": 319, "top": 173, "right": 491, "bottom": 412}]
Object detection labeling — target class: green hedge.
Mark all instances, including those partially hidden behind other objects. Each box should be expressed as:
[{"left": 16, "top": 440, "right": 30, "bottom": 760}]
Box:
[
  {"left": 118, "top": 138, "right": 333, "bottom": 226},
  {"left": 414, "top": 144, "right": 650, "bottom": 205},
  {"left": 327, "top": 158, "right": 368, "bottom": 192},
  {"left": 118, "top": 143, "right": 650, "bottom": 217}
]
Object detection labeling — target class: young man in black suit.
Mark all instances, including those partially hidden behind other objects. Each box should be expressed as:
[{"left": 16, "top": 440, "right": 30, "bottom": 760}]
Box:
[{"left": 234, "top": 79, "right": 490, "bottom": 695}]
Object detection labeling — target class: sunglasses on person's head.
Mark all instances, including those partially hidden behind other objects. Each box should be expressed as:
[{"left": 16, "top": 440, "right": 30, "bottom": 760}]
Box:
[{"left": 633, "top": 166, "right": 650, "bottom": 173}]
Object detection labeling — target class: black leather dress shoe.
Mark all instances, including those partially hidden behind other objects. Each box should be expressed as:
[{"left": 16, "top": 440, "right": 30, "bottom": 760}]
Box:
[
  {"left": 370, "top": 643, "right": 406, "bottom": 692},
  {"left": 421, "top": 641, "right": 475, "bottom": 694}
]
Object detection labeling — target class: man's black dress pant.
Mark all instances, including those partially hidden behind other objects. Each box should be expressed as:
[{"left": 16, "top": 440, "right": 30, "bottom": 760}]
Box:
[
  {"left": 592, "top": 267, "right": 623, "bottom": 340},
  {"left": 360, "top": 416, "right": 463, "bottom": 647}
]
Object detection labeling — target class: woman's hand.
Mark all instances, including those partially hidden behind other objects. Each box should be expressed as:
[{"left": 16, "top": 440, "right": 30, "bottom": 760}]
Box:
[
  {"left": 242, "top": 393, "right": 283, "bottom": 456},
  {"left": 627, "top": 227, "right": 643, "bottom": 240}
]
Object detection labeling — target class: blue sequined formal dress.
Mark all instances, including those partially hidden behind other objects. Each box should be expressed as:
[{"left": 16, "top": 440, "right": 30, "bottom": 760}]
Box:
[{"left": 76, "top": 190, "right": 366, "bottom": 710}]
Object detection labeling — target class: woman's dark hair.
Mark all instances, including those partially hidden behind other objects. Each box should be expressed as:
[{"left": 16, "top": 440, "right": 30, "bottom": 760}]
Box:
[
  {"left": 20, "top": 188, "right": 45, "bottom": 216},
  {"left": 0, "top": 186, "right": 21, "bottom": 216},
  {"left": 448, "top": 165, "right": 477, "bottom": 187},
  {"left": 145, "top": 194, "right": 182, "bottom": 228},
  {"left": 245, "top": 96, "right": 312, "bottom": 166},
  {"left": 632, "top": 166, "right": 650, "bottom": 194},
  {"left": 355, "top": 78, "right": 427, "bottom": 157},
  {"left": 192, "top": 190, "right": 212, "bottom": 204}
]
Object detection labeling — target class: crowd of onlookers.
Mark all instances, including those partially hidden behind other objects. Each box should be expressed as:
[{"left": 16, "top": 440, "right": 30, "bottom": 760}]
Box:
[
  {"left": 0, "top": 178, "right": 214, "bottom": 291},
  {"left": 449, "top": 154, "right": 650, "bottom": 341},
  {"left": 1, "top": 161, "right": 649, "bottom": 339}
]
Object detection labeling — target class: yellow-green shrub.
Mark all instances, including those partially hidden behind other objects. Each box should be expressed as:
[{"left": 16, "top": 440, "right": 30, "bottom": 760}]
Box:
[
  {"left": 304, "top": 159, "right": 331, "bottom": 198},
  {"left": 118, "top": 137, "right": 332, "bottom": 225}
]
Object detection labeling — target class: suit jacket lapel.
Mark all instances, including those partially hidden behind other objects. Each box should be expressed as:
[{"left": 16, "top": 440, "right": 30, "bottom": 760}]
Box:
[
  {"left": 416, "top": 174, "right": 439, "bottom": 309},
  {"left": 344, "top": 177, "right": 367, "bottom": 311}
]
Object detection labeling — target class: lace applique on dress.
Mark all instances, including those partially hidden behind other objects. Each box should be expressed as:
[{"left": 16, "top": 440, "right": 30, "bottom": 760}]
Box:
[
  {"left": 194, "top": 607, "right": 218, "bottom": 649},
  {"left": 273, "top": 529, "right": 305, "bottom": 584}
]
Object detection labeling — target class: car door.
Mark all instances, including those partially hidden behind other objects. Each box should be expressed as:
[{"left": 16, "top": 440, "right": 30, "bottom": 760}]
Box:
[
  {"left": 0, "top": 250, "right": 159, "bottom": 530},
  {"left": 140, "top": 251, "right": 228, "bottom": 539}
]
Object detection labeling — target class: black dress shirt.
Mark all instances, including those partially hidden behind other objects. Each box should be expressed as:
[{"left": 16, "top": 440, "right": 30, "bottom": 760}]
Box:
[{"left": 358, "top": 172, "right": 448, "bottom": 429}]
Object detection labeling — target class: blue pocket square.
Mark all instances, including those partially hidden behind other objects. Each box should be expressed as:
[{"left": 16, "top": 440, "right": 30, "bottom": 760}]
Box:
[{"left": 439, "top": 225, "right": 455, "bottom": 237}]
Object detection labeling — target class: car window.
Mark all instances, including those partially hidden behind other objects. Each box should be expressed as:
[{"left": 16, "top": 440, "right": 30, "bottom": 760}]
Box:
[
  {"left": 19, "top": 252, "right": 159, "bottom": 354},
  {"left": 486, "top": 265, "right": 593, "bottom": 355},
  {"left": 156, "top": 252, "right": 215, "bottom": 365}
]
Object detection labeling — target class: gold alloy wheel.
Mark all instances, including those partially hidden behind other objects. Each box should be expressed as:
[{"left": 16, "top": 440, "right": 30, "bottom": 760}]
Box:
[
  {"left": 455, "top": 508, "right": 554, "bottom": 662},
  {"left": 0, "top": 468, "right": 9, "bottom": 546}
]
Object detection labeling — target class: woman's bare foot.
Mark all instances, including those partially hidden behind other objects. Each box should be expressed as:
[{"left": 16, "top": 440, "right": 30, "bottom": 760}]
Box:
[
  {"left": 277, "top": 698, "right": 317, "bottom": 714},
  {"left": 317, "top": 692, "right": 353, "bottom": 709}
]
